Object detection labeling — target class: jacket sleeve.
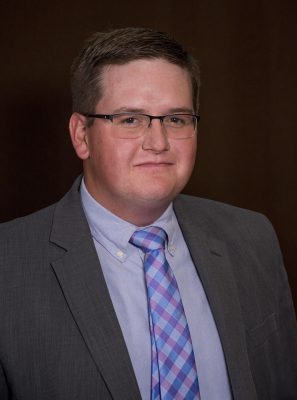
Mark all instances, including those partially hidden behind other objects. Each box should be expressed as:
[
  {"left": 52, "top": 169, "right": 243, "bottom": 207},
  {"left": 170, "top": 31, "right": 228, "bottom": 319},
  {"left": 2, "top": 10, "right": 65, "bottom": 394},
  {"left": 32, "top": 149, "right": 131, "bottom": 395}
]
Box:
[
  {"left": 0, "top": 361, "right": 9, "bottom": 400},
  {"left": 275, "top": 254, "right": 297, "bottom": 396},
  {"left": 251, "top": 215, "right": 297, "bottom": 398}
]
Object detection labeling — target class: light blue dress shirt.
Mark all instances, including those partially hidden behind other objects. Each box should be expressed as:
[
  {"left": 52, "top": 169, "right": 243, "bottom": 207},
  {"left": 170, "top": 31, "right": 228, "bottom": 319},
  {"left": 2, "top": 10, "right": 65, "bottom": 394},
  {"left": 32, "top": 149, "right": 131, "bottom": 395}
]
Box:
[{"left": 80, "top": 179, "right": 232, "bottom": 400}]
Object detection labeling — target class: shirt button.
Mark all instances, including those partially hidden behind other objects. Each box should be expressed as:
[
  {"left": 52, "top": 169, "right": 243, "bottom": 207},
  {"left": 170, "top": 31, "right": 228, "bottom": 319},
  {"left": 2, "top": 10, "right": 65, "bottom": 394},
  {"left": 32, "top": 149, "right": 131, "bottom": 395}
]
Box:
[
  {"left": 116, "top": 250, "right": 124, "bottom": 258},
  {"left": 169, "top": 245, "right": 176, "bottom": 253}
]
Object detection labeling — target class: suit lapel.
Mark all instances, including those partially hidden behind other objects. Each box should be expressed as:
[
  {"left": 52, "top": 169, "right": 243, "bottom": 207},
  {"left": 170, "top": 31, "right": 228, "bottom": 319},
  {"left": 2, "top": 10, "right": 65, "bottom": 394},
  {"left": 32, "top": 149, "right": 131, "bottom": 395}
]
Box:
[
  {"left": 174, "top": 196, "right": 257, "bottom": 400},
  {"left": 50, "top": 177, "right": 141, "bottom": 400}
]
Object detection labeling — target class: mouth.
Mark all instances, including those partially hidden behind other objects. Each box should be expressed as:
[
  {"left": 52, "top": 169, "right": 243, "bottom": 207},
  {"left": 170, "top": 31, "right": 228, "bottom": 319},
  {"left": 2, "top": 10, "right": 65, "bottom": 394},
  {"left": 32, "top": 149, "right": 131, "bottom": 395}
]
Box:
[
  {"left": 135, "top": 162, "right": 174, "bottom": 169},
  {"left": 135, "top": 160, "right": 174, "bottom": 166}
]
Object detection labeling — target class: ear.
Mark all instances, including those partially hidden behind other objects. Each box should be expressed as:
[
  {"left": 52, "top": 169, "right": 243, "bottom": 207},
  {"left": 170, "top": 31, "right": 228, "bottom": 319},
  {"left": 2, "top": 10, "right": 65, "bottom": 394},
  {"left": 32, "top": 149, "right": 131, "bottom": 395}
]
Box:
[{"left": 69, "top": 113, "right": 90, "bottom": 160}]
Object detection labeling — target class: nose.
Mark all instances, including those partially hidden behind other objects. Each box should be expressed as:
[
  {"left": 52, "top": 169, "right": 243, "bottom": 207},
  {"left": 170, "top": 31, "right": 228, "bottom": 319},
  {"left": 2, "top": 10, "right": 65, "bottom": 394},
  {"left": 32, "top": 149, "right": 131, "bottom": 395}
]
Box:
[{"left": 141, "top": 119, "right": 170, "bottom": 153}]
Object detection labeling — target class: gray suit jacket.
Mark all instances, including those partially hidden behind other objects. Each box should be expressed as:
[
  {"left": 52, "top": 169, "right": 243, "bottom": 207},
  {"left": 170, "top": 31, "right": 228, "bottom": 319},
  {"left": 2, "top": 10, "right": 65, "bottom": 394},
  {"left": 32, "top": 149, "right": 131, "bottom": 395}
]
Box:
[{"left": 0, "top": 177, "right": 296, "bottom": 399}]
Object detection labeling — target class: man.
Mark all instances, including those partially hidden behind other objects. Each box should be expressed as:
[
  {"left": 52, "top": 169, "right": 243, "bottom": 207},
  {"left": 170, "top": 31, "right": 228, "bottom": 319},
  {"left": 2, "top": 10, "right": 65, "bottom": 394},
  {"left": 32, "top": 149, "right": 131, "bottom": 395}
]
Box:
[{"left": 0, "top": 27, "right": 296, "bottom": 400}]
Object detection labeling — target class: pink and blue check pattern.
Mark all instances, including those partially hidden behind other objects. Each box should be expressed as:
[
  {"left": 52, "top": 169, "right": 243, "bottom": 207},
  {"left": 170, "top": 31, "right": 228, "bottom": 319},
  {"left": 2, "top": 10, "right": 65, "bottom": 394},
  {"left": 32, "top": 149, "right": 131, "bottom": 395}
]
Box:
[{"left": 130, "top": 226, "right": 200, "bottom": 400}]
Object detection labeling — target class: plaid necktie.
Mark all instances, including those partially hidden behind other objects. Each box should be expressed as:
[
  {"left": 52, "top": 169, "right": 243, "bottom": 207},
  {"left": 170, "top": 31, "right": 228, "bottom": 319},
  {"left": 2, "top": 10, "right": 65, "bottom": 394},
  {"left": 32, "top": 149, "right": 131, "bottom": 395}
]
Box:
[{"left": 130, "top": 226, "right": 200, "bottom": 399}]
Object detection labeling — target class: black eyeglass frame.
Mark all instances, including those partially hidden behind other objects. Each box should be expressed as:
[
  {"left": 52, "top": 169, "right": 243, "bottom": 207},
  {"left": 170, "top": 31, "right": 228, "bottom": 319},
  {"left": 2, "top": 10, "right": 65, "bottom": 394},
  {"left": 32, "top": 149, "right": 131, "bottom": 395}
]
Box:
[{"left": 82, "top": 112, "right": 200, "bottom": 128}]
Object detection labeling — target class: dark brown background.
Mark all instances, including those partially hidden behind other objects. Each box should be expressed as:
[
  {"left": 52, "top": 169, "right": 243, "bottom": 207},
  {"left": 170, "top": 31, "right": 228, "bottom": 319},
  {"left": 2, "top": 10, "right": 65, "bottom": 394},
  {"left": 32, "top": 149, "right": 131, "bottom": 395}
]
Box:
[{"left": 0, "top": 1, "right": 296, "bottom": 308}]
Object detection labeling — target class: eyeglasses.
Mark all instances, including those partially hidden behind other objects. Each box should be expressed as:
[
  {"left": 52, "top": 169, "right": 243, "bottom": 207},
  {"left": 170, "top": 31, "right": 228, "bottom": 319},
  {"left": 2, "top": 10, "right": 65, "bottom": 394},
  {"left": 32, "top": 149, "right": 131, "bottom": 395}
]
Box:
[{"left": 82, "top": 112, "right": 200, "bottom": 139}]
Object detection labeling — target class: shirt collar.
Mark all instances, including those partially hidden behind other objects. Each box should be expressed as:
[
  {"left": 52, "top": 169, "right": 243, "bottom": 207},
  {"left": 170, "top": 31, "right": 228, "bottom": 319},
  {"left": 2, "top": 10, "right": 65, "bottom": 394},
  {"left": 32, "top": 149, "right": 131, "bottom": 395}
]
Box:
[{"left": 80, "top": 178, "right": 179, "bottom": 262}]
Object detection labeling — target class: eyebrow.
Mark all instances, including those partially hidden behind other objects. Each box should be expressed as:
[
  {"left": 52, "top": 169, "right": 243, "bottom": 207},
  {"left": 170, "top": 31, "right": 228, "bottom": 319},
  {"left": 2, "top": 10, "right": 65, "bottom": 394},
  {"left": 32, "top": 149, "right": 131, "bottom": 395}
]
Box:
[
  {"left": 167, "top": 107, "right": 194, "bottom": 114},
  {"left": 111, "top": 107, "right": 194, "bottom": 114}
]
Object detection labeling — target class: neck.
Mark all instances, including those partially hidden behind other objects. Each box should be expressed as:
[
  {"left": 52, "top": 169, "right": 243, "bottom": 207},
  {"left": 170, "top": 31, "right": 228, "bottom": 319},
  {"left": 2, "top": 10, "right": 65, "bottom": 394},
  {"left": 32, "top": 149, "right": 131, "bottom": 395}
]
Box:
[
  {"left": 99, "top": 198, "right": 170, "bottom": 227},
  {"left": 83, "top": 183, "right": 171, "bottom": 227}
]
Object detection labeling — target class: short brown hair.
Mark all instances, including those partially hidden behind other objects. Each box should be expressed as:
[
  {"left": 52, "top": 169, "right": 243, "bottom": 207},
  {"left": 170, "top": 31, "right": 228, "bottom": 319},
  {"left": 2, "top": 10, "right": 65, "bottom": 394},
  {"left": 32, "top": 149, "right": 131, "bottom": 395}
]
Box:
[{"left": 71, "top": 27, "right": 200, "bottom": 114}]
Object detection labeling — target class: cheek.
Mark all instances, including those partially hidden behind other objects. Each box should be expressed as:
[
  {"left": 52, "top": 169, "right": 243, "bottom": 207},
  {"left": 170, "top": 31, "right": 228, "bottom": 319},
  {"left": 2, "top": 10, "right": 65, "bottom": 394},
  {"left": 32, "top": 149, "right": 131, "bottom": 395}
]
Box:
[
  {"left": 87, "top": 135, "right": 112, "bottom": 177},
  {"left": 91, "top": 137, "right": 137, "bottom": 176},
  {"left": 176, "top": 140, "right": 197, "bottom": 173}
]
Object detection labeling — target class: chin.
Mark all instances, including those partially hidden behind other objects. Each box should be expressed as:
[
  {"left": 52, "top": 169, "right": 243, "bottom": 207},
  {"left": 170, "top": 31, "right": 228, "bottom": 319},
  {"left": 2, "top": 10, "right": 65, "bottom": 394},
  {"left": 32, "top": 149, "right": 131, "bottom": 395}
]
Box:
[{"left": 136, "top": 187, "right": 178, "bottom": 206}]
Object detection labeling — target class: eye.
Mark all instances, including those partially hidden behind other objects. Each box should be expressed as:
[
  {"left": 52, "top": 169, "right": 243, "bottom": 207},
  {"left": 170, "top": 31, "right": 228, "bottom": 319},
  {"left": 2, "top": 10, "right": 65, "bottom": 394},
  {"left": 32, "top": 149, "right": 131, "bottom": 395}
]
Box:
[
  {"left": 116, "top": 114, "right": 143, "bottom": 127},
  {"left": 166, "top": 115, "right": 187, "bottom": 127},
  {"left": 123, "top": 117, "right": 138, "bottom": 124}
]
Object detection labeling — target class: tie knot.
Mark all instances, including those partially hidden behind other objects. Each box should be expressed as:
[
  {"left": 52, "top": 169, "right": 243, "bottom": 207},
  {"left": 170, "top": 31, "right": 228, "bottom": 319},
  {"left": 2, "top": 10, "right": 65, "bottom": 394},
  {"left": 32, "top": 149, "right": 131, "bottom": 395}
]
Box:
[{"left": 129, "top": 226, "right": 167, "bottom": 253}]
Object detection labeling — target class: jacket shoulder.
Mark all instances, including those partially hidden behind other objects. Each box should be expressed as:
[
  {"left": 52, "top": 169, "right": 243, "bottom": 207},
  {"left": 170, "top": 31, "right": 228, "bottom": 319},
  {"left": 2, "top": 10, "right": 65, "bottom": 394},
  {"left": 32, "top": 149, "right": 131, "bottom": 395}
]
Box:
[
  {"left": 174, "top": 194, "right": 281, "bottom": 261},
  {"left": 174, "top": 193, "right": 272, "bottom": 229},
  {"left": 0, "top": 203, "right": 56, "bottom": 241},
  {"left": 0, "top": 176, "right": 83, "bottom": 245}
]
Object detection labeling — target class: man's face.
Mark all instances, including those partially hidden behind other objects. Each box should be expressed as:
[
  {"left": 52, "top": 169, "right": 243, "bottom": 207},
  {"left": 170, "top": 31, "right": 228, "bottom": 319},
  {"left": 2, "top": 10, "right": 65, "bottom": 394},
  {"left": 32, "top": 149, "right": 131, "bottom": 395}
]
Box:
[{"left": 72, "top": 58, "right": 197, "bottom": 225}]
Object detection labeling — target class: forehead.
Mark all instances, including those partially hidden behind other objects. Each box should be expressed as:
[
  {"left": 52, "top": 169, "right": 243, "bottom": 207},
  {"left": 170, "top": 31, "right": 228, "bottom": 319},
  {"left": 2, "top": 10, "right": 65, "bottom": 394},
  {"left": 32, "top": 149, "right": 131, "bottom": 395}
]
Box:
[{"left": 98, "top": 58, "right": 193, "bottom": 112}]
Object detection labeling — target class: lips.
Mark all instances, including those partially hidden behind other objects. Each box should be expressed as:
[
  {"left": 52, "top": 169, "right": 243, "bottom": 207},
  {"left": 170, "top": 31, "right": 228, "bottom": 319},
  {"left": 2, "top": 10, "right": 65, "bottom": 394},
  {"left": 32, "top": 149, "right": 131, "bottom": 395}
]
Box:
[{"left": 134, "top": 161, "right": 174, "bottom": 167}]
